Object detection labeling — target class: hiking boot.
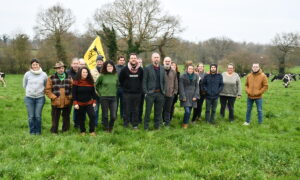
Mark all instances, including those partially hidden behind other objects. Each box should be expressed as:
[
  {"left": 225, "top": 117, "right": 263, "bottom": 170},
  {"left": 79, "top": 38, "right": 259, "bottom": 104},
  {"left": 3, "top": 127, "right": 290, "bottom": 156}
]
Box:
[
  {"left": 182, "top": 124, "right": 188, "bottom": 129},
  {"left": 81, "top": 132, "right": 86, "bottom": 136}
]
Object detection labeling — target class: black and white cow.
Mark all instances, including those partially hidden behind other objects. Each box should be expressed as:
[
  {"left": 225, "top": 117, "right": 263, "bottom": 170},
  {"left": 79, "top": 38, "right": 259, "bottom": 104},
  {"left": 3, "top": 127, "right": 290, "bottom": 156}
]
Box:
[
  {"left": 283, "top": 74, "right": 291, "bottom": 88},
  {"left": 239, "top": 73, "right": 247, "bottom": 78},
  {"left": 0, "top": 72, "right": 6, "bottom": 87}
]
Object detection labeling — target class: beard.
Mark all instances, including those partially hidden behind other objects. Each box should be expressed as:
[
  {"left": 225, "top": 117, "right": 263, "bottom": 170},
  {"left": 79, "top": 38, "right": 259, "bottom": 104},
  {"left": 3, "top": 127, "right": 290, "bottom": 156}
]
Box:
[{"left": 164, "top": 64, "right": 171, "bottom": 69}]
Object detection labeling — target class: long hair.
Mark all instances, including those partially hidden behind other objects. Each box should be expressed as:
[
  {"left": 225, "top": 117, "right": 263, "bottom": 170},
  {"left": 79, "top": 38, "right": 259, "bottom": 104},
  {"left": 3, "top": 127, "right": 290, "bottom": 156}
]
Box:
[
  {"left": 101, "top": 60, "right": 117, "bottom": 74},
  {"left": 171, "top": 62, "right": 179, "bottom": 73},
  {"left": 75, "top": 67, "right": 94, "bottom": 84}
]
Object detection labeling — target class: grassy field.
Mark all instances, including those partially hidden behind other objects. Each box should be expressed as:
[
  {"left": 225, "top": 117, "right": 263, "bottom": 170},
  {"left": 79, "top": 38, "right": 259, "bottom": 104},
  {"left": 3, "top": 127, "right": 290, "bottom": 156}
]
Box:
[{"left": 0, "top": 74, "right": 299, "bottom": 180}]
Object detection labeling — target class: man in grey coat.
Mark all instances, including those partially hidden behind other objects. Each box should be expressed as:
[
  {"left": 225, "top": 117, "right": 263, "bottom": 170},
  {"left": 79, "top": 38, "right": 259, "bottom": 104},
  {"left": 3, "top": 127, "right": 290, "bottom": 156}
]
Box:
[
  {"left": 143, "top": 52, "right": 166, "bottom": 130},
  {"left": 162, "top": 57, "right": 178, "bottom": 126}
]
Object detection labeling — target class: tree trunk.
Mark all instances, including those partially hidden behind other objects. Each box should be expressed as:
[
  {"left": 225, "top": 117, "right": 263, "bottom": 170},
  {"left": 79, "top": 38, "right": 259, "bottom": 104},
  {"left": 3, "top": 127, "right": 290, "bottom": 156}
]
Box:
[
  {"left": 278, "top": 54, "right": 286, "bottom": 74},
  {"left": 54, "top": 33, "right": 67, "bottom": 64}
]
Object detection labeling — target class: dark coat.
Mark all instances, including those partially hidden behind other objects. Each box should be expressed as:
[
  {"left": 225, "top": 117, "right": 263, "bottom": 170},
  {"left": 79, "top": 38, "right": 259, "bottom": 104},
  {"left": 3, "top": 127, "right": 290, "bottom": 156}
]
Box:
[
  {"left": 143, "top": 64, "right": 166, "bottom": 95},
  {"left": 179, "top": 73, "right": 200, "bottom": 108},
  {"left": 203, "top": 73, "right": 224, "bottom": 99}
]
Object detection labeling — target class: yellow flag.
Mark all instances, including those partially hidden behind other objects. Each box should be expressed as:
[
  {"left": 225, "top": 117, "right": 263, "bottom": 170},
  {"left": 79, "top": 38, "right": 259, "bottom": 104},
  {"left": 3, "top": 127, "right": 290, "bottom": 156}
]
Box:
[{"left": 83, "top": 36, "right": 106, "bottom": 70}]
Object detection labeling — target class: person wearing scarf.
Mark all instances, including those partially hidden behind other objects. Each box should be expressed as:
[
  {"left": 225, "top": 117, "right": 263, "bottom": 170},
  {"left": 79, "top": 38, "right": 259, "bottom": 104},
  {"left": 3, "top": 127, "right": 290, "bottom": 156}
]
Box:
[
  {"left": 119, "top": 53, "right": 144, "bottom": 129},
  {"left": 45, "top": 61, "right": 73, "bottom": 134},
  {"left": 179, "top": 64, "right": 199, "bottom": 128},
  {"left": 23, "top": 59, "right": 48, "bottom": 135}
]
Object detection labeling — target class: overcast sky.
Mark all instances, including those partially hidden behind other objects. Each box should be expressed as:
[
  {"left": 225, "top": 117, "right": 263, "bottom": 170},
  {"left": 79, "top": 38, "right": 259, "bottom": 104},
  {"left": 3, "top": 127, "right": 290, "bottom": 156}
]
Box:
[{"left": 0, "top": 0, "right": 299, "bottom": 44}]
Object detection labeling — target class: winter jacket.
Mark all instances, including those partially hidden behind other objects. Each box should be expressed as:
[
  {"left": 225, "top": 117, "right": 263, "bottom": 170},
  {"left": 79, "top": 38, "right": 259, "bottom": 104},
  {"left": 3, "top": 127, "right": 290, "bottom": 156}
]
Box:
[
  {"left": 245, "top": 69, "right": 268, "bottom": 99},
  {"left": 203, "top": 73, "right": 224, "bottom": 99},
  {"left": 164, "top": 68, "right": 178, "bottom": 97},
  {"left": 143, "top": 64, "right": 166, "bottom": 95},
  {"left": 45, "top": 72, "right": 73, "bottom": 108},
  {"left": 179, "top": 72, "right": 200, "bottom": 108}
]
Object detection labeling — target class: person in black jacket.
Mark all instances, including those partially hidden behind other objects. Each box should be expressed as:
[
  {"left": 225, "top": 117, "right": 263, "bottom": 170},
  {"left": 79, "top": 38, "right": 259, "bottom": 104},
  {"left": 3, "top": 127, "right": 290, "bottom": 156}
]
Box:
[
  {"left": 203, "top": 64, "right": 224, "bottom": 124},
  {"left": 119, "top": 53, "right": 143, "bottom": 129},
  {"left": 72, "top": 67, "right": 97, "bottom": 136}
]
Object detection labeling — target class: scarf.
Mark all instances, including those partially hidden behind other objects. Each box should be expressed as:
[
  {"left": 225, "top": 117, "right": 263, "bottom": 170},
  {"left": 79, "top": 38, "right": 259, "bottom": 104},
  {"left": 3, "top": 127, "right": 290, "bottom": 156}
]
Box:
[
  {"left": 30, "top": 68, "right": 43, "bottom": 75},
  {"left": 57, "top": 72, "right": 66, "bottom": 81},
  {"left": 187, "top": 73, "right": 194, "bottom": 81},
  {"left": 128, "top": 62, "right": 140, "bottom": 73}
]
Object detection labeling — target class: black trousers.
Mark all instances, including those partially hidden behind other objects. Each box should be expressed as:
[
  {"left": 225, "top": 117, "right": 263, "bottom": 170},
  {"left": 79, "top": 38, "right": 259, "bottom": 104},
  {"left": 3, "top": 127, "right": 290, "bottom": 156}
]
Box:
[
  {"left": 192, "top": 95, "right": 206, "bottom": 122},
  {"left": 170, "top": 94, "right": 178, "bottom": 120},
  {"left": 220, "top": 96, "right": 236, "bottom": 121},
  {"left": 123, "top": 93, "right": 142, "bottom": 127},
  {"left": 77, "top": 104, "right": 95, "bottom": 133},
  {"left": 100, "top": 96, "right": 117, "bottom": 130},
  {"left": 144, "top": 92, "right": 165, "bottom": 130},
  {"left": 51, "top": 105, "right": 71, "bottom": 133},
  {"left": 138, "top": 94, "right": 145, "bottom": 124},
  {"left": 162, "top": 96, "right": 174, "bottom": 125}
]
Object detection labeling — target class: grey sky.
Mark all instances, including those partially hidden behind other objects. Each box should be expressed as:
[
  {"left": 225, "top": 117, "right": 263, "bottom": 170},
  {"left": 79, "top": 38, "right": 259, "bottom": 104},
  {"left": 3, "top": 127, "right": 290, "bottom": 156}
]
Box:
[{"left": 0, "top": 0, "right": 299, "bottom": 44}]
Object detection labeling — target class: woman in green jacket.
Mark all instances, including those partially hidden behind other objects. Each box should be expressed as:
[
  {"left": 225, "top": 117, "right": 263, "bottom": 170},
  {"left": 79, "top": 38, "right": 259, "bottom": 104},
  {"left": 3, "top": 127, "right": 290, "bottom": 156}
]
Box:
[{"left": 95, "top": 60, "right": 119, "bottom": 132}]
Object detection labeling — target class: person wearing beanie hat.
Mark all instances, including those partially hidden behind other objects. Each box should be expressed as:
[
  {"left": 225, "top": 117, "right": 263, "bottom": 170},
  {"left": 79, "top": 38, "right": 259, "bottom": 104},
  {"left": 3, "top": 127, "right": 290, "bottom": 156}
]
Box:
[
  {"left": 91, "top": 54, "right": 105, "bottom": 127},
  {"left": 203, "top": 63, "right": 224, "bottom": 124}
]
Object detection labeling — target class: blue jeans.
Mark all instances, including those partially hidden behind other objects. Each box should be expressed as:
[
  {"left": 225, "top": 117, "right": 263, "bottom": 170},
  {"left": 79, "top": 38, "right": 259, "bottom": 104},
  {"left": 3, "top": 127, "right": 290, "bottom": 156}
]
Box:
[
  {"left": 24, "top": 96, "right": 45, "bottom": 134},
  {"left": 246, "top": 98, "right": 263, "bottom": 123},
  {"left": 183, "top": 107, "right": 192, "bottom": 124}
]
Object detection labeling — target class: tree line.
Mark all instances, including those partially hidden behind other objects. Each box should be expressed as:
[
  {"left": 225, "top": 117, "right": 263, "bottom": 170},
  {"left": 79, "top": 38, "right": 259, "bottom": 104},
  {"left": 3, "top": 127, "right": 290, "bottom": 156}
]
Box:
[{"left": 0, "top": 0, "right": 299, "bottom": 74}]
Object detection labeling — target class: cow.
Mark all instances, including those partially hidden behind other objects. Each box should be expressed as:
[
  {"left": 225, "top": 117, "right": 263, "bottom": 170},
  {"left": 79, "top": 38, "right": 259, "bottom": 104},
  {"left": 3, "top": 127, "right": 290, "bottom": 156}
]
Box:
[
  {"left": 271, "top": 74, "right": 284, "bottom": 82},
  {"left": 265, "top": 73, "right": 272, "bottom": 78},
  {"left": 0, "top": 72, "right": 6, "bottom": 87},
  {"left": 282, "top": 74, "right": 291, "bottom": 88},
  {"left": 239, "top": 72, "right": 247, "bottom": 78}
]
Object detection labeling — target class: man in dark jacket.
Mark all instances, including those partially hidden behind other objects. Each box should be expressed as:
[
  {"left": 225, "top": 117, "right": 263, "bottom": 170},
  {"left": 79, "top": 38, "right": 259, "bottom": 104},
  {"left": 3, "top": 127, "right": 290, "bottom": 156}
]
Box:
[
  {"left": 119, "top": 53, "right": 143, "bottom": 129},
  {"left": 116, "top": 56, "right": 126, "bottom": 120},
  {"left": 203, "top": 64, "right": 224, "bottom": 124},
  {"left": 143, "top": 52, "right": 166, "bottom": 130}
]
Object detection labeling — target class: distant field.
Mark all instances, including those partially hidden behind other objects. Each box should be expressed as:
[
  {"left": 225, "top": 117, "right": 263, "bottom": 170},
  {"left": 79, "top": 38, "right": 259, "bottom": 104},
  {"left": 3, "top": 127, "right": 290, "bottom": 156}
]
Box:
[{"left": 0, "top": 74, "right": 299, "bottom": 179}]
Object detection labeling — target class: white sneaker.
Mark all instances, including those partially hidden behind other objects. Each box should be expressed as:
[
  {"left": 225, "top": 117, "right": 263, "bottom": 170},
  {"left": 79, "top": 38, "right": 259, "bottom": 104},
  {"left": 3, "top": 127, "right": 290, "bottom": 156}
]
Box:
[{"left": 243, "top": 122, "right": 250, "bottom": 126}]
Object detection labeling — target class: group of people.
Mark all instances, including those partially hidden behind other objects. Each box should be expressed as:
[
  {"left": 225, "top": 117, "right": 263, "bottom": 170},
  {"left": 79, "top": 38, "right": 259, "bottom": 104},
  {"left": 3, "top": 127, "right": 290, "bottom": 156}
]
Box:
[{"left": 23, "top": 52, "right": 268, "bottom": 135}]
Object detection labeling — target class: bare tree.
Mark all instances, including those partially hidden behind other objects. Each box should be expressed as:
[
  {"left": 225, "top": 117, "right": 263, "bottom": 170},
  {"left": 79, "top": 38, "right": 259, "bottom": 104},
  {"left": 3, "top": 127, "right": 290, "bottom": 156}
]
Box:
[
  {"left": 34, "top": 4, "right": 75, "bottom": 64},
  {"left": 93, "top": 0, "right": 182, "bottom": 57},
  {"left": 272, "top": 32, "right": 299, "bottom": 74}
]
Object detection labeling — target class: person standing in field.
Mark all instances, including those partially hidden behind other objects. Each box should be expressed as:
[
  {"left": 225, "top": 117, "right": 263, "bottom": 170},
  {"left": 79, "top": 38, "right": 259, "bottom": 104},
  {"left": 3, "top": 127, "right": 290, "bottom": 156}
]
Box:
[
  {"left": 162, "top": 57, "right": 178, "bottom": 127},
  {"left": 115, "top": 56, "right": 126, "bottom": 120},
  {"left": 45, "top": 61, "right": 73, "bottom": 134},
  {"left": 119, "top": 53, "right": 144, "bottom": 129},
  {"left": 191, "top": 63, "right": 207, "bottom": 123},
  {"left": 137, "top": 57, "right": 144, "bottom": 124},
  {"left": 91, "top": 55, "right": 104, "bottom": 127},
  {"left": 72, "top": 67, "right": 97, "bottom": 136},
  {"left": 203, "top": 64, "right": 224, "bottom": 124},
  {"left": 66, "top": 57, "right": 80, "bottom": 128},
  {"left": 179, "top": 64, "right": 200, "bottom": 128},
  {"left": 243, "top": 63, "right": 268, "bottom": 125},
  {"left": 219, "top": 63, "right": 242, "bottom": 122},
  {"left": 170, "top": 62, "right": 180, "bottom": 121},
  {"left": 143, "top": 52, "right": 166, "bottom": 130},
  {"left": 95, "top": 60, "right": 119, "bottom": 132},
  {"left": 23, "top": 59, "right": 48, "bottom": 135}
]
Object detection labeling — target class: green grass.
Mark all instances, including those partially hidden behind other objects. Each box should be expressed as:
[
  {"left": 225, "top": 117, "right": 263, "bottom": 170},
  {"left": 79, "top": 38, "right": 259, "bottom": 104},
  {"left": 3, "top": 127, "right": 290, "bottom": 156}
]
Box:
[{"left": 0, "top": 74, "right": 300, "bottom": 179}]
